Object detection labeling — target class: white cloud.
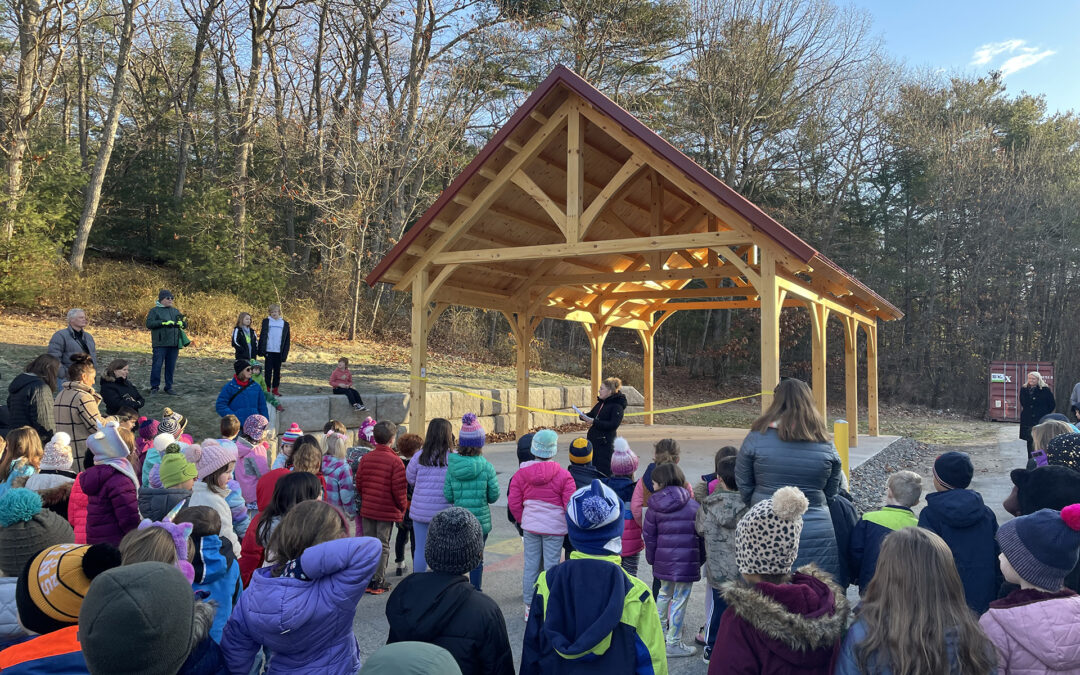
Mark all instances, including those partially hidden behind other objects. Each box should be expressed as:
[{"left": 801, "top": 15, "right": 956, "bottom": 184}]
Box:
[
  {"left": 969, "top": 39, "right": 1056, "bottom": 76},
  {"left": 1000, "top": 49, "right": 1056, "bottom": 75},
  {"left": 971, "top": 39, "right": 1025, "bottom": 66}
]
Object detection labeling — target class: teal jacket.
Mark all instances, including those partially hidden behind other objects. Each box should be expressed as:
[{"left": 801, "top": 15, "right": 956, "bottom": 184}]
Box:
[
  {"left": 146, "top": 303, "right": 185, "bottom": 348},
  {"left": 443, "top": 453, "right": 499, "bottom": 534},
  {"left": 521, "top": 551, "right": 667, "bottom": 674}
]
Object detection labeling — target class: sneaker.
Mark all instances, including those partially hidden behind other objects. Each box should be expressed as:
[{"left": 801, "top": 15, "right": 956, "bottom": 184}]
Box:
[
  {"left": 163, "top": 389, "right": 178, "bottom": 396},
  {"left": 524, "top": 604, "right": 530, "bottom": 622},
  {"left": 147, "top": 388, "right": 158, "bottom": 394},
  {"left": 665, "top": 642, "right": 696, "bottom": 658},
  {"left": 365, "top": 582, "right": 391, "bottom": 595},
  {"left": 395, "top": 562, "right": 406, "bottom": 576},
  {"left": 272, "top": 388, "right": 280, "bottom": 396},
  {"left": 695, "top": 627, "right": 706, "bottom": 645},
  {"left": 703, "top": 648, "right": 711, "bottom": 664},
  {"left": 357, "top": 404, "right": 368, "bottom": 411}
]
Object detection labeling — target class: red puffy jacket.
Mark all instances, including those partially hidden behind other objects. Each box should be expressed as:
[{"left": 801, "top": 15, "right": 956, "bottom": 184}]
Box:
[{"left": 355, "top": 444, "right": 407, "bottom": 522}]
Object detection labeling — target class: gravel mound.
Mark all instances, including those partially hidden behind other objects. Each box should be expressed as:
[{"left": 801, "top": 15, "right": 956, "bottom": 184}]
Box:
[{"left": 850, "top": 438, "right": 938, "bottom": 515}]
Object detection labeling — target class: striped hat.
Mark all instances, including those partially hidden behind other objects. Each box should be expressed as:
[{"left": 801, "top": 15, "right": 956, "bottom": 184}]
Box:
[
  {"left": 458, "top": 413, "right": 485, "bottom": 449},
  {"left": 15, "top": 543, "right": 121, "bottom": 634},
  {"left": 569, "top": 437, "right": 593, "bottom": 465},
  {"left": 281, "top": 423, "right": 303, "bottom": 452},
  {"left": 159, "top": 408, "right": 187, "bottom": 436}
]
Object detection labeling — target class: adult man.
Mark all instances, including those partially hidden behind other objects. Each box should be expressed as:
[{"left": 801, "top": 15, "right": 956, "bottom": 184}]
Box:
[
  {"left": 145, "top": 289, "right": 185, "bottom": 394},
  {"left": 47, "top": 309, "right": 97, "bottom": 383},
  {"left": 215, "top": 360, "right": 268, "bottom": 427}
]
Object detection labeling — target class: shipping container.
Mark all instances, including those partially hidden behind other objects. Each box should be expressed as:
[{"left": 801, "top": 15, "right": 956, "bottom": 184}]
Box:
[{"left": 988, "top": 361, "right": 1055, "bottom": 422}]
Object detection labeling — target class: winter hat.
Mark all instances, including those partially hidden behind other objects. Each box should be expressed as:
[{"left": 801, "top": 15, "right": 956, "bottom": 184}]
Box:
[
  {"left": 15, "top": 542, "right": 121, "bottom": 634},
  {"left": 138, "top": 417, "right": 159, "bottom": 442},
  {"left": 137, "top": 519, "right": 196, "bottom": 583},
  {"left": 516, "top": 433, "right": 536, "bottom": 463},
  {"left": 158, "top": 289, "right": 173, "bottom": 301},
  {"left": 185, "top": 439, "right": 236, "bottom": 480},
  {"left": 1010, "top": 465, "right": 1080, "bottom": 516},
  {"left": 998, "top": 505, "right": 1080, "bottom": 591},
  {"left": 243, "top": 414, "right": 269, "bottom": 441},
  {"left": 530, "top": 429, "right": 558, "bottom": 459},
  {"left": 79, "top": 562, "right": 197, "bottom": 675},
  {"left": 41, "top": 432, "right": 74, "bottom": 471},
  {"left": 153, "top": 432, "right": 177, "bottom": 456},
  {"left": 281, "top": 423, "right": 303, "bottom": 450},
  {"left": 159, "top": 407, "right": 187, "bottom": 436},
  {"left": 86, "top": 421, "right": 130, "bottom": 460},
  {"left": 361, "top": 642, "right": 463, "bottom": 675},
  {"left": 159, "top": 443, "right": 197, "bottom": 488},
  {"left": 735, "top": 486, "right": 809, "bottom": 575},
  {"left": 233, "top": 359, "right": 251, "bottom": 376},
  {"left": 565, "top": 479, "right": 624, "bottom": 556},
  {"left": 934, "top": 451, "right": 974, "bottom": 490},
  {"left": 0, "top": 488, "right": 75, "bottom": 575},
  {"left": 458, "top": 413, "right": 485, "bottom": 449},
  {"left": 569, "top": 437, "right": 593, "bottom": 465},
  {"left": 359, "top": 417, "right": 377, "bottom": 443},
  {"left": 425, "top": 506, "right": 484, "bottom": 575},
  {"left": 610, "top": 437, "right": 639, "bottom": 476}
]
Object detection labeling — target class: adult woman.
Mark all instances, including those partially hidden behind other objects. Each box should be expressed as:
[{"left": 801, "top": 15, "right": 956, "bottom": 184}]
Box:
[
  {"left": 580, "top": 376, "right": 627, "bottom": 476},
  {"left": 1020, "top": 372, "right": 1056, "bottom": 457},
  {"left": 53, "top": 354, "right": 104, "bottom": 470},
  {"left": 99, "top": 359, "right": 145, "bottom": 416},
  {"left": 734, "top": 378, "right": 843, "bottom": 578},
  {"left": 232, "top": 312, "right": 258, "bottom": 362},
  {"left": 6, "top": 354, "right": 59, "bottom": 444},
  {"left": 214, "top": 360, "right": 268, "bottom": 428}
]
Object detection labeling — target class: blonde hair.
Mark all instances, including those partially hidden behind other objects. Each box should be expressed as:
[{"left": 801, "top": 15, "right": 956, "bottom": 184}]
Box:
[
  {"left": 324, "top": 433, "right": 347, "bottom": 459},
  {"left": 1028, "top": 372, "right": 1049, "bottom": 388},
  {"left": 235, "top": 312, "right": 251, "bottom": 329},
  {"left": 0, "top": 427, "right": 44, "bottom": 481},
  {"left": 1033, "top": 420, "right": 1074, "bottom": 452},
  {"left": 292, "top": 443, "right": 322, "bottom": 473},
  {"left": 602, "top": 377, "right": 622, "bottom": 392},
  {"left": 268, "top": 304, "right": 281, "bottom": 314},
  {"left": 120, "top": 527, "right": 185, "bottom": 566},
  {"left": 750, "top": 379, "right": 829, "bottom": 443},
  {"left": 887, "top": 471, "right": 923, "bottom": 507}
]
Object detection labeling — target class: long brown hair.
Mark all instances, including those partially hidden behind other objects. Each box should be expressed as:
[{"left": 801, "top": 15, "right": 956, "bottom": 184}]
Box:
[
  {"left": 750, "top": 379, "right": 829, "bottom": 443},
  {"left": 1032, "top": 420, "right": 1074, "bottom": 452},
  {"left": 102, "top": 359, "right": 129, "bottom": 383},
  {"left": 0, "top": 427, "right": 44, "bottom": 481},
  {"left": 420, "top": 418, "right": 452, "bottom": 467},
  {"left": 267, "top": 500, "right": 347, "bottom": 575},
  {"left": 25, "top": 354, "right": 60, "bottom": 393},
  {"left": 654, "top": 438, "right": 680, "bottom": 464},
  {"left": 856, "top": 528, "right": 996, "bottom": 674}
]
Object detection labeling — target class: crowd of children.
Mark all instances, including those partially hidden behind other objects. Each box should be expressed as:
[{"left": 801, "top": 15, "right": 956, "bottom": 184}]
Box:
[{"left": 5, "top": 385, "right": 1080, "bottom": 674}]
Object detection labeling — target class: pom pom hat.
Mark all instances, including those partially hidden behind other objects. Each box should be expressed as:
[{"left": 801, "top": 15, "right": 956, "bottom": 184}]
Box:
[
  {"left": 185, "top": 439, "right": 236, "bottom": 481},
  {"left": 359, "top": 417, "right": 377, "bottom": 443},
  {"left": 15, "top": 543, "right": 122, "bottom": 634},
  {"left": 735, "top": 486, "right": 809, "bottom": 575},
  {"left": 568, "top": 437, "right": 593, "bottom": 464},
  {"left": 41, "top": 432, "right": 73, "bottom": 471},
  {"left": 281, "top": 423, "right": 303, "bottom": 450},
  {"left": 458, "top": 413, "right": 485, "bottom": 449},
  {"left": 159, "top": 443, "right": 197, "bottom": 488},
  {"left": 0, "top": 488, "right": 75, "bottom": 575},
  {"left": 998, "top": 505, "right": 1080, "bottom": 591},
  {"left": 565, "top": 479, "right": 624, "bottom": 555},
  {"left": 609, "top": 437, "right": 639, "bottom": 476},
  {"left": 530, "top": 429, "right": 558, "bottom": 459}
]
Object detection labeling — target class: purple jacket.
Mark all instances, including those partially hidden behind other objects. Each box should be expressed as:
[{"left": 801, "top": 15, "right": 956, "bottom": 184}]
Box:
[
  {"left": 643, "top": 486, "right": 704, "bottom": 582},
  {"left": 221, "top": 536, "right": 382, "bottom": 674},
  {"left": 980, "top": 588, "right": 1080, "bottom": 673},
  {"left": 406, "top": 453, "right": 450, "bottom": 524},
  {"left": 81, "top": 464, "right": 140, "bottom": 547}
]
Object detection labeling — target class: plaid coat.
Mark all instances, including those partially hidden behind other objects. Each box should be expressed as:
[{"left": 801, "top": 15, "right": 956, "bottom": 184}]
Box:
[{"left": 53, "top": 381, "right": 103, "bottom": 470}]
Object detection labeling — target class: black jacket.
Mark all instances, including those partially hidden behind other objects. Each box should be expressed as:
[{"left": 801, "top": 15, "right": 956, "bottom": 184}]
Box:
[
  {"left": 231, "top": 326, "right": 258, "bottom": 361},
  {"left": 99, "top": 377, "right": 145, "bottom": 415},
  {"left": 256, "top": 318, "right": 291, "bottom": 362},
  {"left": 586, "top": 392, "right": 627, "bottom": 475},
  {"left": 386, "top": 571, "right": 514, "bottom": 675},
  {"left": 6, "top": 372, "right": 55, "bottom": 444},
  {"left": 1019, "top": 385, "right": 1056, "bottom": 439}
]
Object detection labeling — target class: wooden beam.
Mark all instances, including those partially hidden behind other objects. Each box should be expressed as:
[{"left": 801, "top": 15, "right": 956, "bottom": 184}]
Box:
[
  {"left": 581, "top": 155, "right": 646, "bottom": 238},
  {"left": 649, "top": 299, "right": 803, "bottom": 311},
  {"left": 532, "top": 264, "right": 749, "bottom": 287},
  {"left": 808, "top": 301, "right": 830, "bottom": 419},
  {"left": 516, "top": 312, "right": 532, "bottom": 437},
  {"left": 649, "top": 309, "right": 678, "bottom": 335},
  {"left": 424, "top": 264, "right": 460, "bottom": 304},
  {"left": 605, "top": 287, "right": 759, "bottom": 300},
  {"left": 566, "top": 105, "right": 583, "bottom": 243},
  {"left": 777, "top": 276, "right": 876, "bottom": 325},
  {"left": 435, "top": 231, "right": 750, "bottom": 266},
  {"left": 650, "top": 171, "right": 664, "bottom": 272},
  {"left": 409, "top": 272, "right": 429, "bottom": 431},
  {"left": 586, "top": 323, "right": 610, "bottom": 400},
  {"left": 864, "top": 322, "right": 879, "bottom": 436},
  {"left": 511, "top": 170, "right": 567, "bottom": 237},
  {"left": 843, "top": 315, "right": 859, "bottom": 448},
  {"left": 759, "top": 248, "right": 780, "bottom": 414},
  {"left": 716, "top": 246, "right": 761, "bottom": 288},
  {"left": 637, "top": 328, "right": 655, "bottom": 425}
]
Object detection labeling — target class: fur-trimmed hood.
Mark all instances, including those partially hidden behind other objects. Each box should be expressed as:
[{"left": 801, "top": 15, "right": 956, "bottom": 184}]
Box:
[{"left": 722, "top": 564, "right": 849, "bottom": 656}]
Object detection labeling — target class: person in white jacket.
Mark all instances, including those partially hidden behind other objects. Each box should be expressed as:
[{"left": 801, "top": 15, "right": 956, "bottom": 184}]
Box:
[{"left": 184, "top": 439, "right": 241, "bottom": 557}]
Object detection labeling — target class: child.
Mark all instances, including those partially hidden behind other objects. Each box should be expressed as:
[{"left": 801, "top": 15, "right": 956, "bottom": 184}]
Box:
[
  {"left": 603, "top": 437, "right": 643, "bottom": 575},
  {"left": 323, "top": 430, "right": 357, "bottom": 520},
  {"left": 521, "top": 480, "right": 667, "bottom": 674},
  {"left": 219, "top": 414, "right": 241, "bottom": 443},
  {"left": 135, "top": 417, "right": 158, "bottom": 463},
  {"left": 240, "top": 471, "right": 323, "bottom": 586},
  {"left": 918, "top": 451, "right": 1000, "bottom": 613},
  {"left": 347, "top": 417, "right": 376, "bottom": 477},
  {"left": 185, "top": 439, "right": 242, "bottom": 557},
  {"left": 175, "top": 505, "right": 243, "bottom": 643},
  {"left": 393, "top": 433, "right": 422, "bottom": 575},
  {"left": 330, "top": 357, "right": 367, "bottom": 411},
  {"left": 508, "top": 428, "right": 576, "bottom": 618},
  {"left": 355, "top": 421, "right": 408, "bottom": 594},
  {"left": 567, "top": 437, "right": 605, "bottom": 488},
  {"left": 159, "top": 407, "right": 193, "bottom": 444},
  {"left": 710, "top": 486, "right": 849, "bottom": 674},
  {"left": 0, "top": 427, "right": 42, "bottom": 496},
  {"left": 848, "top": 469, "right": 922, "bottom": 595},
  {"left": 507, "top": 432, "right": 535, "bottom": 537},
  {"left": 692, "top": 444, "right": 737, "bottom": 646},
  {"left": 836, "top": 528, "right": 998, "bottom": 674},
  {"left": 979, "top": 506, "right": 1080, "bottom": 672},
  {"left": 444, "top": 413, "right": 499, "bottom": 591},
  {"left": 273, "top": 422, "right": 303, "bottom": 470},
  {"left": 234, "top": 414, "right": 270, "bottom": 513},
  {"left": 0, "top": 488, "right": 74, "bottom": 576},
  {"left": 632, "top": 438, "right": 686, "bottom": 598},
  {"left": 225, "top": 473, "right": 252, "bottom": 540},
  {"left": 406, "top": 418, "right": 453, "bottom": 573},
  {"left": 82, "top": 421, "right": 140, "bottom": 546},
  {"left": 643, "top": 462, "right": 705, "bottom": 657},
  {"left": 118, "top": 519, "right": 196, "bottom": 581},
  {"left": 233, "top": 312, "right": 258, "bottom": 361},
  {"left": 141, "top": 430, "right": 176, "bottom": 488},
  {"left": 695, "top": 454, "right": 746, "bottom": 662},
  {"left": 249, "top": 360, "right": 284, "bottom": 412},
  {"left": 221, "top": 500, "right": 382, "bottom": 674},
  {"left": 25, "top": 432, "right": 76, "bottom": 519},
  {"left": 256, "top": 303, "right": 290, "bottom": 396},
  {"left": 138, "top": 443, "right": 197, "bottom": 521}
]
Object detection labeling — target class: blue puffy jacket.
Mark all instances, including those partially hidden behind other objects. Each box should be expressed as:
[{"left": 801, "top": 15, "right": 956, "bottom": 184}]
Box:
[
  {"left": 191, "top": 534, "right": 242, "bottom": 643},
  {"left": 214, "top": 378, "right": 268, "bottom": 428}
]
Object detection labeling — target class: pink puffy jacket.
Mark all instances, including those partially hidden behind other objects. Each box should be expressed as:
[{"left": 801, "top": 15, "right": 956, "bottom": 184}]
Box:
[
  {"left": 508, "top": 460, "right": 576, "bottom": 536},
  {"left": 979, "top": 591, "right": 1080, "bottom": 674},
  {"left": 68, "top": 473, "right": 89, "bottom": 544},
  {"left": 235, "top": 439, "right": 270, "bottom": 507}
]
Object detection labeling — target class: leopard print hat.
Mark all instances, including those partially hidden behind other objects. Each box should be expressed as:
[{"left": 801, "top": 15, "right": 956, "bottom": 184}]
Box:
[{"left": 735, "top": 486, "right": 809, "bottom": 575}]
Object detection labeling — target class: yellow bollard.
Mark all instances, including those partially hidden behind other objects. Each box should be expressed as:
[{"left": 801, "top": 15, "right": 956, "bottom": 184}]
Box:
[{"left": 834, "top": 420, "right": 850, "bottom": 479}]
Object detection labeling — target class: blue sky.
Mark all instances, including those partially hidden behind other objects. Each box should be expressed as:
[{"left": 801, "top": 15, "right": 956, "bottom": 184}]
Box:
[{"left": 848, "top": 0, "right": 1079, "bottom": 114}]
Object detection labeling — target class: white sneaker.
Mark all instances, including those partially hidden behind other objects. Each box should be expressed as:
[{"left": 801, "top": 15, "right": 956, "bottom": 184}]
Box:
[{"left": 665, "top": 642, "right": 696, "bottom": 658}]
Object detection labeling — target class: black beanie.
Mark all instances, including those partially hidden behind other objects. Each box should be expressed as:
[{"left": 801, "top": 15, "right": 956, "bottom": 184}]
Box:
[
  {"left": 516, "top": 433, "right": 535, "bottom": 464},
  {"left": 234, "top": 359, "right": 251, "bottom": 376},
  {"left": 158, "top": 289, "right": 173, "bottom": 301}
]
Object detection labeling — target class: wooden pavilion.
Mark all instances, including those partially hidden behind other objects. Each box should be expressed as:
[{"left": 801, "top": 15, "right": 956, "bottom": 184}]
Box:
[{"left": 366, "top": 66, "right": 903, "bottom": 446}]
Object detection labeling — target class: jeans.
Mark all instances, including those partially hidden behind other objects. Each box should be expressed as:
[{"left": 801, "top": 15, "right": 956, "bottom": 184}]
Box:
[
  {"left": 704, "top": 586, "right": 729, "bottom": 659},
  {"left": 413, "top": 520, "right": 430, "bottom": 573},
  {"left": 361, "top": 518, "right": 395, "bottom": 586},
  {"left": 150, "top": 346, "right": 179, "bottom": 391},
  {"left": 522, "top": 532, "right": 563, "bottom": 606},
  {"left": 333, "top": 387, "right": 364, "bottom": 406},
  {"left": 265, "top": 352, "right": 282, "bottom": 390},
  {"left": 657, "top": 580, "right": 694, "bottom": 645},
  {"left": 468, "top": 532, "right": 489, "bottom": 591}
]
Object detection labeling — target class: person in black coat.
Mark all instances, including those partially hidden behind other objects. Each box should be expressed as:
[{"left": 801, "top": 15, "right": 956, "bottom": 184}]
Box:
[
  {"left": 579, "top": 376, "right": 627, "bottom": 476},
  {"left": 1019, "top": 372, "right": 1056, "bottom": 457},
  {"left": 256, "top": 304, "right": 291, "bottom": 395},
  {"left": 6, "top": 354, "right": 59, "bottom": 444},
  {"left": 99, "top": 359, "right": 145, "bottom": 416},
  {"left": 231, "top": 312, "right": 258, "bottom": 361},
  {"left": 385, "top": 507, "right": 514, "bottom": 675}
]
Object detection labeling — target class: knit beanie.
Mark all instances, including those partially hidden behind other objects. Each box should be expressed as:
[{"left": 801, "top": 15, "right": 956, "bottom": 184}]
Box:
[
  {"left": 138, "top": 417, "right": 159, "bottom": 442},
  {"left": 79, "top": 562, "right": 197, "bottom": 674},
  {"left": 934, "top": 451, "right": 974, "bottom": 490},
  {"left": 41, "top": 432, "right": 74, "bottom": 471},
  {"left": 735, "top": 486, "right": 809, "bottom": 575},
  {"left": 530, "top": 429, "right": 558, "bottom": 460},
  {"left": 185, "top": 439, "right": 236, "bottom": 480},
  {"left": 159, "top": 443, "right": 198, "bottom": 488},
  {"left": 609, "top": 437, "right": 639, "bottom": 476},
  {"left": 458, "top": 413, "right": 485, "bottom": 449},
  {"left": 158, "top": 289, "right": 173, "bottom": 301},
  {"left": 998, "top": 505, "right": 1080, "bottom": 590},
  {"left": 159, "top": 408, "right": 187, "bottom": 436},
  {"left": 243, "top": 414, "right": 269, "bottom": 441},
  {"left": 565, "top": 480, "right": 624, "bottom": 556},
  {"left": 281, "top": 423, "right": 303, "bottom": 450},
  {"left": 516, "top": 433, "right": 536, "bottom": 463},
  {"left": 15, "top": 543, "right": 121, "bottom": 634},
  {"left": 248, "top": 359, "right": 262, "bottom": 373},
  {"left": 85, "top": 421, "right": 129, "bottom": 460},
  {"left": 569, "top": 437, "right": 593, "bottom": 465},
  {"left": 425, "top": 507, "right": 485, "bottom": 575},
  {"left": 233, "top": 359, "right": 250, "bottom": 376},
  {"left": 0, "top": 488, "right": 75, "bottom": 575},
  {"left": 361, "top": 642, "right": 463, "bottom": 675}
]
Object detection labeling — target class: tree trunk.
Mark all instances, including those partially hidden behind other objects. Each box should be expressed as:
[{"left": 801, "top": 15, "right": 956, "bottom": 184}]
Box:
[
  {"left": 231, "top": 0, "right": 269, "bottom": 269},
  {"left": 173, "top": 0, "right": 221, "bottom": 203}
]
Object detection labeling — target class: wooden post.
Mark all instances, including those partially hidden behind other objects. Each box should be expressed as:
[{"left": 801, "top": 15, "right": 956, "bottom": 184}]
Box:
[
  {"left": 409, "top": 271, "right": 429, "bottom": 432},
  {"left": 565, "top": 103, "right": 583, "bottom": 244},
  {"left": 587, "top": 323, "right": 610, "bottom": 400},
  {"left": 637, "top": 328, "right": 655, "bottom": 425},
  {"left": 515, "top": 312, "right": 532, "bottom": 438},
  {"left": 843, "top": 316, "right": 859, "bottom": 448},
  {"left": 810, "top": 302, "right": 830, "bottom": 419},
  {"left": 759, "top": 248, "right": 780, "bottom": 413},
  {"left": 864, "top": 322, "right": 879, "bottom": 436}
]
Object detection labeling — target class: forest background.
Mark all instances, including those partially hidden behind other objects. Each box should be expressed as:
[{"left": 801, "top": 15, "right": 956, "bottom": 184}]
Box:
[{"left": 1, "top": 0, "right": 1077, "bottom": 414}]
